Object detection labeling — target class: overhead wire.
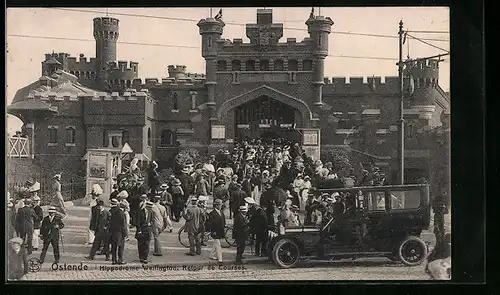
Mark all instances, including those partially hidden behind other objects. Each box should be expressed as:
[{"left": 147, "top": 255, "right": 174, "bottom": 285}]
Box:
[
  {"left": 406, "top": 33, "right": 449, "bottom": 53},
  {"left": 45, "top": 7, "right": 449, "bottom": 43},
  {"left": 7, "top": 34, "right": 399, "bottom": 62}
]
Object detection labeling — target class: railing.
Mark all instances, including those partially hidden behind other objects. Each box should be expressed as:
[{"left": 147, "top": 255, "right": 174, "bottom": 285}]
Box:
[{"left": 8, "top": 136, "right": 30, "bottom": 158}]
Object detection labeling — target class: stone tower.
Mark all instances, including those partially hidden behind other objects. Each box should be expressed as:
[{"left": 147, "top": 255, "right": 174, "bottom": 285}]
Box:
[
  {"left": 93, "top": 17, "right": 119, "bottom": 87},
  {"left": 306, "top": 14, "right": 334, "bottom": 106},
  {"left": 197, "top": 16, "right": 225, "bottom": 116}
]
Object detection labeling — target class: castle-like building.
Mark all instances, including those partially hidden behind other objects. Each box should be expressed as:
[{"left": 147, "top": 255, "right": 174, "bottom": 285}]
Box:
[{"left": 8, "top": 9, "right": 450, "bottom": 194}]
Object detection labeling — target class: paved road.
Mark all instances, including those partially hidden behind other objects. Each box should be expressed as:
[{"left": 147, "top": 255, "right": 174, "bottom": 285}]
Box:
[{"left": 18, "top": 204, "right": 450, "bottom": 281}]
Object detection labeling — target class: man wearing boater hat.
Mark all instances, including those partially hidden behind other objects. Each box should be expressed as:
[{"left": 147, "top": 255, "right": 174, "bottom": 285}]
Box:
[
  {"left": 86, "top": 200, "right": 111, "bottom": 261},
  {"left": 135, "top": 198, "right": 153, "bottom": 264},
  {"left": 15, "top": 198, "right": 36, "bottom": 255},
  {"left": 183, "top": 196, "right": 202, "bottom": 256},
  {"left": 233, "top": 204, "right": 249, "bottom": 264},
  {"left": 39, "top": 206, "right": 65, "bottom": 264}
]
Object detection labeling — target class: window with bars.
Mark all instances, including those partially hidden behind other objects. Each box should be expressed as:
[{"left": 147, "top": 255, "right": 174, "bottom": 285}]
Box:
[{"left": 147, "top": 127, "right": 152, "bottom": 147}]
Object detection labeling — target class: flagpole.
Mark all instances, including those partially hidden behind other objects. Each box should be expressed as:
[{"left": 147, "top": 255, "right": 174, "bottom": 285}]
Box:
[
  {"left": 210, "top": 8, "right": 213, "bottom": 18},
  {"left": 318, "top": 7, "right": 321, "bottom": 16}
]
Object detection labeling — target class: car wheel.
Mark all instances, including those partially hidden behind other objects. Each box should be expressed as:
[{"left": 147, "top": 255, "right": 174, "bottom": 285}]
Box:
[
  {"left": 397, "top": 236, "right": 428, "bottom": 266},
  {"left": 272, "top": 238, "right": 301, "bottom": 269}
]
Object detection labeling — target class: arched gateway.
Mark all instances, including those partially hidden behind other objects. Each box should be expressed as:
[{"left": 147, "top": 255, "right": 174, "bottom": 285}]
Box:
[{"left": 211, "top": 85, "right": 321, "bottom": 158}]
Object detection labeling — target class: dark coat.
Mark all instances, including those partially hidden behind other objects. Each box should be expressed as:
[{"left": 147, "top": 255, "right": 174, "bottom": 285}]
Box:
[
  {"left": 135, "top": 208, "right": 152, "bottom": 239},
  {"left": 109, "top": 207, "right": 127, "bottom": 241},
  {"left": 7, "top": 208, "right": 16, "bottom": 240},
  {"left": 213, "top": 185, "right": 229, "bottom": 203},
  {"left": 89, "top": 204, "right": 100, "bottom": 231},
  {"left": 15, "top": 206, "right": 36, "bottom": 233},
  {"left": 177, "top": 173, "right": 194, "bottom": 201},
  {"left": 8, "top": 247, "right": 28, "bottom": 280},
  {"left": 207, "top": 209, "right": 226, "bottom": 239},
  {"left": 94, "top": 209, "right": 111, "bottom": 236},
  {"left": 249, "top": 206, "right": 268, "bottom": 237},
  {"left": 40, "top": 215, "right": 65, "bottom": 240},
  {"left": 233, "top": 212, "right": 249, "bottom": 241},
  {"left": 230, "top": 189, "right": 247, "bottom": 210},
  {"left": 148, "top": 168, "right": 160, "bottom": 193},
  {"left": 32, "top": 205, "right": 44, "bottom": 229},
  {"left": 242, "top": 179, "right": 252, "bottom": 197}
]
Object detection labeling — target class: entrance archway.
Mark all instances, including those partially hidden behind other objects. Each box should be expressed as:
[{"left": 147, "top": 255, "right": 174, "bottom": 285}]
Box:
[{"left": 234, "top": 95, "right": 302, "bottom": 143}]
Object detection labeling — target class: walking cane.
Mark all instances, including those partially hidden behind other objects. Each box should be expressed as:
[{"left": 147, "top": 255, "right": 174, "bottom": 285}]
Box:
[{"left": 59, "top": 230, "right": 65, "bottom": 254}]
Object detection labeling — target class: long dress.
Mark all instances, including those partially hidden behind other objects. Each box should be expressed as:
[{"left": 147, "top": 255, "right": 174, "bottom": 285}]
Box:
[{"left": 50, "top": 180, "right": 67, "bottom": 218}]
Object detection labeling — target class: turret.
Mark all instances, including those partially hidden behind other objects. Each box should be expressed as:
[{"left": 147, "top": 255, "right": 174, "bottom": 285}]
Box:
[
  {"left": 94, "top": 17, "right": 120, "bottom": 87},
  {"left": 198, "top": 16, "right": 225, "bottom": 108},
  {"left": 405, "top": 58, "right": 441, "bottom": 120},
  {"left": 306, "top": 14, "right": 334, "bottom": 107},
  {"left": 167, "top": 65, "right": 187, "bottom": 79}
]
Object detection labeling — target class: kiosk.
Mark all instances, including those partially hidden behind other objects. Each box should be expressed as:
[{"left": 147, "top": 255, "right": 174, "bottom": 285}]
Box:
[{"left": 84, "top": 148, "right": 123, "bottom": 206}]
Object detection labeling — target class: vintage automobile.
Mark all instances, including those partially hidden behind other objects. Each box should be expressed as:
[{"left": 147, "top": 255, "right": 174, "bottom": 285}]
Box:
[{"left": 267, "top": 184, "right": 431, "bottom": 269}]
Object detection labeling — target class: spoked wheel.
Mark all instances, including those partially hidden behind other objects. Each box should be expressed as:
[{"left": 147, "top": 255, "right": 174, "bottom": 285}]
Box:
[
  {"left": 397, "top": 236, "right": 428, "bottom": 266},
  {"left": 223, "top": 226, "right": 236, "bottom": 248},
  {"left": 272, "top": 238, "right": 301, "bottom": 269},
  {"left": 178, "top": 225, "right": 190, "bottom": 248}
]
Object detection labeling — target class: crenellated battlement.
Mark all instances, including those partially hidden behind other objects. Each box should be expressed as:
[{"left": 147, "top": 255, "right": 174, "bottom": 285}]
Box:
[
  {"left": 29, "top": 90, "right": 151, "bottom": 102},
  {"left": 323, "top": 76, "right": 399, "bottom": 85},
  {"left": 130, "top": 76, "right": 207, "bottom": 88},
  {"left": 215, "top": 37, "right": 313, "bottom": 53}
]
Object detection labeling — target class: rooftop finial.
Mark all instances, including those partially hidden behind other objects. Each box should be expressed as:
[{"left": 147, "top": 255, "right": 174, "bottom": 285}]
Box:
[
  {"left": 106, "top": 8, "right": 108, "bottom": 17},
  {"left": 209, "top": 7, "right": 213, "bottom": 18}
]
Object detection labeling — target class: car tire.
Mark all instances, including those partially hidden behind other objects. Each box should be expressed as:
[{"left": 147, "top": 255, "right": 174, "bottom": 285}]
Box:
[
  {"left": 272, "top": 238, "right": 301, "bottom": 269},
  {"left": 397, "top": 236, "right": 428, "bottom": 266}
]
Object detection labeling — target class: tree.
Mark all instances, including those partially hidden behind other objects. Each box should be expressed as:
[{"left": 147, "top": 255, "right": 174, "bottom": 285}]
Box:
[
  {"left": 174, "top": 148, "right": 200, "bottom": 174},
  {"left": 323, "top": 148, "right": 353, "bottom": 178}
]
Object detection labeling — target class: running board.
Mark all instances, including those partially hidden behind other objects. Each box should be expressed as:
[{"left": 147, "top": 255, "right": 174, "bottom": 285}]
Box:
[{"left": 304, "top": 252, "right": 393, "bottom": 260}]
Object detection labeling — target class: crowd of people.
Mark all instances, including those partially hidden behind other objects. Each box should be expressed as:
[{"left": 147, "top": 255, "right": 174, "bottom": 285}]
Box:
[{"left": 6, "top": 138, "right": 449, "bottom": 279}]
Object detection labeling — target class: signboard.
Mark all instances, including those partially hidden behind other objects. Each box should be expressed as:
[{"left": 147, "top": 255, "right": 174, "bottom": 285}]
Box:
[
  {"left": 303, "top": 130, "right": 319, "bottom": 146},
  {"left": 211, "top": 125, "right": 226, "bottom": 139},
  {"left": 88, "top": 152, "right": 108, "bottom": 178}
]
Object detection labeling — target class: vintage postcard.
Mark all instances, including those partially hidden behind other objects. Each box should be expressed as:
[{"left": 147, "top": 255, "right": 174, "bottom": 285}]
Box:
[{"left": 6, "top": 7, "right": 450, "bottom": 281}]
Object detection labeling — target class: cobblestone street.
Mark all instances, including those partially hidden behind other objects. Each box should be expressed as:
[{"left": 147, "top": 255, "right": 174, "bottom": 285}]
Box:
[{"left": 17, "top": 204, "right": 450, "bottom": 281}]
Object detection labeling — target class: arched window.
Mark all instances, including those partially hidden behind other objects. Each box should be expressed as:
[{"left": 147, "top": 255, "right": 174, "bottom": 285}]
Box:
[
  {"left": 48, "top": 126, "right": 58, "bottom": 144},
  {"left": 122, "top": 130, "right": 129, "bottom": 144},
  {"left": 288, "top": 59, "right": 298, "bottom": 71},
  {"left": 274, "top": 59, "right": 284, "bottom": 71},
  {"left": 147, "top": 127, "right": 152, "bottom": 147},
  {"left": 302, "top": 59, "right": 313, "bottom": 71},
  {"left": 112, "top": 136, "right": 119, "bottom": 147},
  {"left": 217, "top": 60, "right": 227, "bottom": 71},
  {"left": 260, "top": 60, "right": 269, "bottom": 71},
  {"left": 65, "top": 127, "right": 76, "bottom": 144},
  {"left": 103, "top": 130, "right": 109, "bottom": 147},
  {"left": 172, "top": 92, "right": 179, "bottom": 110},
  {"left": 161, "top": 129, "right": 176, "bottom": 147},
  {"left": 231, "top": 60, "right": 241, "bottom": 71},
  {"left": 246, "top": 60, "right": 255, "bottom": 71}
]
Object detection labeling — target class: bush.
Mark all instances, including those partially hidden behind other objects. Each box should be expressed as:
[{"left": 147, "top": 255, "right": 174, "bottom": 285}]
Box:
[{"left": 322, "top": 148, "right": 354, "bottom": 178}]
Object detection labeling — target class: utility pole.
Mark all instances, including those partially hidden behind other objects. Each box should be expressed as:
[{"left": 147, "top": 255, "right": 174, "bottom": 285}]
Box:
[{"left": 397, "top": 20, "right": 405, "bottom": 185}]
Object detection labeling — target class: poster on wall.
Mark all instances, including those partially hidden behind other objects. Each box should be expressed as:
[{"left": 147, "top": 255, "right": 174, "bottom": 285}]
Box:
[
  {"left": 303, "top": 130, "right": 319, "bottom": 146},
  {"left": 88, "top": 152, "right": 108, "bottom": 178},
  {"left": 211, "top": 125, "right": 226, "bottom": 139}
]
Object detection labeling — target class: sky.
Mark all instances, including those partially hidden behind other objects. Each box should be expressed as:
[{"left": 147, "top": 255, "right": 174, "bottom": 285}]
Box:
[{"left": 6, "top": 7, "right": 450, "bottom": 134}]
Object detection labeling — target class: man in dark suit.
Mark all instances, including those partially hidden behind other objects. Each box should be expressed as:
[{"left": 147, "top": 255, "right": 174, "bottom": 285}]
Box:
[
  {"left": 39, "top": 206, "right": 65, "bottom": 264},
  {"left": 233, "top": 205, "right": 249, "bottom": 264},
  {"left": 183, "top": 197, "right": 202, "bottom": 256},
  {"left": 31, "top": 195, "right": 44, "bottom": 251},
  {"left": 109, "top": 184, "right": 119, "bottom": 202},
  {"left": 247, "top": 198, "right": 269, "bottom": 257},
  {"left": 86, "top": 201, "right": 111, "bottom": 261},
  {"left": 135, "top": 200, "right": 153, "bottom": 264},
  {"left": 230, "top": 183, "right": 247, "bottom": 220},
  {"left": 207, "top": 199, "right": 226, "bottom": 263},
  {"left": 89, "top": 199, "right": 101, "bottom": 246},
  {"left": 177, "top": 167, "right": 195, "bottom": 204},
  {"left": 109, "top": 198, "right": 127, "bottom": 264},
  {"left": 15, "top": 198, "right": 36, "bottom": 255}
]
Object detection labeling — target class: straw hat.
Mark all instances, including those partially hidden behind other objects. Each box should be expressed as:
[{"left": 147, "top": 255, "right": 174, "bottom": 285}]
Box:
[
  {"left": 28, "top": 182, "right": 41, "bottom": 192},
  {"left": 48, "top": 206, "right": 58, "bottom": 213},
  {"left": 145, "top": 201, "right": 154, "bottom": 208},
  {"left": 117, "top": 190, "right": 129, "bottom": 199},
  {"left": 9, "top": 237, "right": 24, "bottom": 245},
  {"left": 160, "top": 184, "right": 169, "bottom": 190},
  {"left": 172, "top": 179, "right": 182, "bottom": 186},
  {"left": 92, "top": 184, "right": 103, "bottom": 195},
  {"left": 203, "top": 164, "right": 215, "bottom": 173},
  {"left": 140, "top": 194, "right": 149, "bottom": 201},
  {"left": 190, "top": 196, "right": 198, "bottom": 202},
  {"left": 110, "top": 199, "right": 119, "bottom": 207},
  {"left": 181, "top": 167, "right": 190, "bottom": 173},
  {"left": 54, "top": 174, "right": 62, "bottom": 179},
  {"left": 239, "top": 205, "right": 248, "bottom": 211},
  {"left": 197, "top": 195, "right": 208, "bottom": 202},
  {"left": 213, "top": 199, "right": 223, "bottom": 206},
  {"left": 32, "top": 195, "right": 41, "bottom": 201},
  {"left": 244, "top": 197, "right": 256, "bottom": 204}
]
